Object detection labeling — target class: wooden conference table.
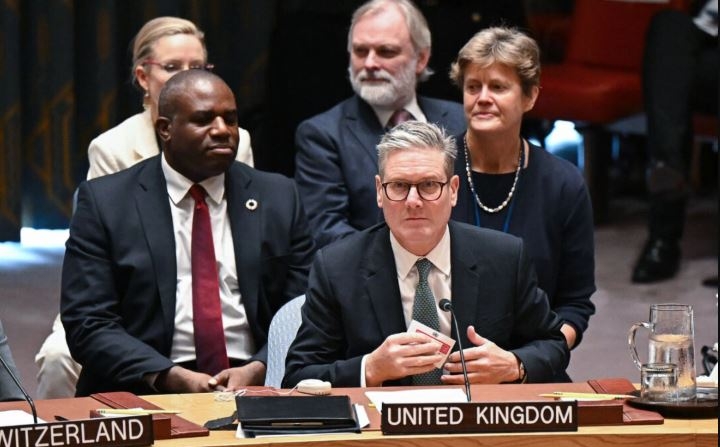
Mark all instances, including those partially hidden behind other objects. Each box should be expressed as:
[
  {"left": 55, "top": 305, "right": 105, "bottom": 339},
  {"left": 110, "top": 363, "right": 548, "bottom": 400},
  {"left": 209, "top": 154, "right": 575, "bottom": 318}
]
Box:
[{"left": 1, "top": 382, "right": 716, "bottom": 447}]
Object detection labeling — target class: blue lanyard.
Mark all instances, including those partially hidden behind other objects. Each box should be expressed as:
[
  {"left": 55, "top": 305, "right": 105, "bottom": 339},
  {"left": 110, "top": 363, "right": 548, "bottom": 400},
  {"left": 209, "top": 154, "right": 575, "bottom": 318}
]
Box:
[{"left": 465, "top": 137, "right": 524, "bottom": 234}]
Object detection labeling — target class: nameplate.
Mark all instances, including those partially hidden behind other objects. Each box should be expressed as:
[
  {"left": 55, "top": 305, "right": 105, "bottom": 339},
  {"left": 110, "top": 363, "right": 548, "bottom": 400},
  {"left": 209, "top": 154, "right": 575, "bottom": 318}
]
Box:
[
  {"left": 0, "top": 415, "right": 153, "bottom": 447},
  {"left": 381, "top": 401, "right": 578, "bottom": 435}
]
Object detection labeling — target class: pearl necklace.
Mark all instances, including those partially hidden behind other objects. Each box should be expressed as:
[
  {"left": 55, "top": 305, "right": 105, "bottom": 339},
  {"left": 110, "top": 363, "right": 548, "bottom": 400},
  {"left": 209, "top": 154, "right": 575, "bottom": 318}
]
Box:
[{"left": 463, "top": 135, "right": 523, "bottom": 214}]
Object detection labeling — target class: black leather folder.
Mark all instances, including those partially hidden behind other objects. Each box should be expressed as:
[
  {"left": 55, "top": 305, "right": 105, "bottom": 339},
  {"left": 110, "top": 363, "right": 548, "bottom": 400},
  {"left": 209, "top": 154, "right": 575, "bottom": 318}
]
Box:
[{"left": 235, "top": 395, "right": 360, "bottom": 436}]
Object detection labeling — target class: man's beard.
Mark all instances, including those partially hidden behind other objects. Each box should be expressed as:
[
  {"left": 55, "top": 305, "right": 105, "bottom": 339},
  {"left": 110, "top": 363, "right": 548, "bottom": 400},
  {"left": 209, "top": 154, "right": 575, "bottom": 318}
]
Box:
[{"left": 348, "top": 60, "right": 417, "bottom": 108}]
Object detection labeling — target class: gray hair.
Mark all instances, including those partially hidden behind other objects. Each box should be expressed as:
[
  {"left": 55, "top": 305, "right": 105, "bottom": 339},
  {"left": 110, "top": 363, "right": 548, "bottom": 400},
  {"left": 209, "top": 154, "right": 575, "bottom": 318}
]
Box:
[
  {"left": 449, "top": 26, "right": 540, "bottom": 97},
  {"left": 348, "top": 0, "right": 434, "bottom": 81},
  {"left": 377, "top": 121, "right": 457, "bottom": 178}
]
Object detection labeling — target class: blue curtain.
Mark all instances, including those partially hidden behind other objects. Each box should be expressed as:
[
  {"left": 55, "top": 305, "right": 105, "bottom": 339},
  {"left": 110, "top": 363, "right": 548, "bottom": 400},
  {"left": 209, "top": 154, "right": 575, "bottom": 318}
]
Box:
[{"left": 0, "top": 0, "right": 275, "bottom": 241}]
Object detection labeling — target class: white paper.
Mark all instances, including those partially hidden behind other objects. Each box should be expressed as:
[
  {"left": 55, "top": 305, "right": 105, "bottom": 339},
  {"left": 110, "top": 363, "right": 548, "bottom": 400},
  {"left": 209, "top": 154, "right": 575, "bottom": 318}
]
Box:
[
  {"left": 696, "top": 362, "right": 718, "bottom": 388},
  {"left": 365, "top": 388, "right": 468, "bottom": 412},
  {"left": 407, "top": 320, "right": 456, "bottom": 368},
  {"left": 0, "top": 410, "right": 46, "bottom": 427},
  {"left": 353, "top": 403, "right": 370, "bottom": 428}
]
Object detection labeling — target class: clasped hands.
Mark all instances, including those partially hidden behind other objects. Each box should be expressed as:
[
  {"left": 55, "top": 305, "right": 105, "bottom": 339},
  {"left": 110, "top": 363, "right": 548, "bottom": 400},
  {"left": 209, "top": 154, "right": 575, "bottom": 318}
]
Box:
[
  {"left": 365, "top": 325, "right": 519, "bottom": 386},
  {"left": 155, "top": 360, "right": 266, "bottom": 393}
]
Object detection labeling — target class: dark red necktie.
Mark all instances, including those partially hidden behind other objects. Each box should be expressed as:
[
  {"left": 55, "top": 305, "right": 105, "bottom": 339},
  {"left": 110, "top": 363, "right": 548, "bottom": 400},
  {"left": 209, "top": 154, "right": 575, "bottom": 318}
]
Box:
[
  {"left": 387, "top": 109, "right": 414, "bottom": 129},
  {"left": 189, "top": 184, "right": 229, "bottom": 375}
]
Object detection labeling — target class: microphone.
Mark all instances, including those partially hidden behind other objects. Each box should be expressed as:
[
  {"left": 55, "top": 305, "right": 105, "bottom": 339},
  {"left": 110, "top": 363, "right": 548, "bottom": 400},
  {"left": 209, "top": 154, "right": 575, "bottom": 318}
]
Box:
[
  {"left": 438, "top": 298, "right": 471, "bottom": 402},
  {"left": 0, "top": 352, "right": 38, "bottom": 424}
]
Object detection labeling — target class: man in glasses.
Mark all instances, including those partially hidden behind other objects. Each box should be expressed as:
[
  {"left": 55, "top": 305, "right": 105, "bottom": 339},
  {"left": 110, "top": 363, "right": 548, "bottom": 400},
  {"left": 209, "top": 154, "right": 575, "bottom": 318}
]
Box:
[{"left": 284, "top": 121, "right": 568, "bottom": 387}]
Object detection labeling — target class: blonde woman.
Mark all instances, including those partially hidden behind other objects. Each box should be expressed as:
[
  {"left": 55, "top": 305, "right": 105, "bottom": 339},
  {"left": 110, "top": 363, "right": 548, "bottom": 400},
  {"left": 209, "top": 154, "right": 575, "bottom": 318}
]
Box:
[{"left": 87, "top": 16, "right": 253, "bottom": 180}]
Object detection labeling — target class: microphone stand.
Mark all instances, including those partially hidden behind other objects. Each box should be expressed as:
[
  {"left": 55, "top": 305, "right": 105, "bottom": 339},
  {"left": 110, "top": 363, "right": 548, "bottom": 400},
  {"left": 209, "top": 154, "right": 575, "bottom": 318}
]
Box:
[
  {"left": 0, "top": 353, "right": 38, "bottom": 424},
  {"left": 439, "top": 299, "right": 471, "bottom": 402}
]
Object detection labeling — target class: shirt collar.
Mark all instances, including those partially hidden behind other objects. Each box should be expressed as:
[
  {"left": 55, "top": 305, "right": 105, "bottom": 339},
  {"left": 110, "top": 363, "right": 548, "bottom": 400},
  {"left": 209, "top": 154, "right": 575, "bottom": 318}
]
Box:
[
  {"left": 372, "top": 95, "right": 426, "bottom": 128},
  {"left": 390, "top": 225, "right": 451, "bottom": 280},
  {"left": 161, "top": 153, "right": 226, "bottom": 206}
]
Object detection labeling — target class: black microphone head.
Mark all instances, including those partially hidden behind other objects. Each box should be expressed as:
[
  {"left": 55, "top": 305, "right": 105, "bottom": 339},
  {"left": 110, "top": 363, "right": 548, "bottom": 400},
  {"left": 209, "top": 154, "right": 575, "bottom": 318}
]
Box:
[{"left": 438, "top": 298, "right": 452, "bottom": 312}]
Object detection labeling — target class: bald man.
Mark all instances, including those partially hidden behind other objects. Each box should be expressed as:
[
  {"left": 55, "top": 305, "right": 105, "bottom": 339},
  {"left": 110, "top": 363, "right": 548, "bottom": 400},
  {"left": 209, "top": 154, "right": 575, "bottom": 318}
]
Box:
[{"left": 61, "top": 70, "right": 315, "bottom": 395}]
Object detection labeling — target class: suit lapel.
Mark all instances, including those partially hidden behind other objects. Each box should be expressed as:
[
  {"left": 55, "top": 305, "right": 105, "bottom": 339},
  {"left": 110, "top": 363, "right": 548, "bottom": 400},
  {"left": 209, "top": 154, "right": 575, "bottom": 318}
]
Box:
[
  {"left": 418, "top": 96, "right": 448, "bottom": 125},
  {"left": 448, "top": 222, "right": 481, "bottom": 344},
  {"left": 363, "top": 226, "right": 407, "bottom": 338},
  {"left": 344, "top": 96, "right": 451, "bottom": 166},
  {"left": 343, "top": 96, "right": 384, "bottom": 167},
  {"left": 135, "top": 157, "right": 177, "bottom": 346},
  {"left": 225, "top": 165, "right": 261, "bottom": 322}
]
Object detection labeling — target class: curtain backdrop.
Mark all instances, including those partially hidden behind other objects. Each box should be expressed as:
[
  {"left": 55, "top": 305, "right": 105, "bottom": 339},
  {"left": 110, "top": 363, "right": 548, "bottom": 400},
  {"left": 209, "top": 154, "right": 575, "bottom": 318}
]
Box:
[
  {"left": 0, "top": 0, "right": 530, "bottom": 241},
  {"left": 0, "top": 0, "right": 275, "bottom": 241}
]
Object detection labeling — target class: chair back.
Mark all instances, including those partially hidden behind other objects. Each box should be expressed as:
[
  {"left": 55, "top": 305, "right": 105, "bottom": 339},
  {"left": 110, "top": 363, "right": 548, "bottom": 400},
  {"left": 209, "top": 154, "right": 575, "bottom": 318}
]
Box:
[
  {"left": 1, "top": 319, "right": 25, "bottom": 401},
  {"left": 565, "top": 0, "right": 687, "bottom": 71},
  {"left": 264, "top": 295, "right": 306, "bottom": 388}
]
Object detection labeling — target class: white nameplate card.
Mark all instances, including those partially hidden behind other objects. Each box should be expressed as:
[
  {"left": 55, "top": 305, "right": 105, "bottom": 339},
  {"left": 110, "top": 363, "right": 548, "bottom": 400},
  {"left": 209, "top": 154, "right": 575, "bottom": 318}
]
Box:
[
  {"left": 0, "top": 415, "right": 153, "bottom": 447},
  {"left": 381, "top": 401, "right": 578, "bottom": 435},
  {"left": 407, "top": 320, "right": 455, "bottom": 368}
]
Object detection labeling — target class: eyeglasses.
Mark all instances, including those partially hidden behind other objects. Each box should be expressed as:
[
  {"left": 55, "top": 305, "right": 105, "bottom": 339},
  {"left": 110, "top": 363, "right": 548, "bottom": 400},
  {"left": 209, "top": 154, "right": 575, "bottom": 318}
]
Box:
[
  {"left": 381, "top": 180, "right": 448, "bottom": 201},
  {"left": 143, "top": 60, "right": 215, "bottom": 73}
]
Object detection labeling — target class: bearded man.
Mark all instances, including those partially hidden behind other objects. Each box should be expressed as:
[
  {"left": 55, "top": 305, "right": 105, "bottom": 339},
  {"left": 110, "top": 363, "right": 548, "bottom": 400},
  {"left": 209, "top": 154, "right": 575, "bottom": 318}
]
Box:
[{"left": 294, "top": 0, "right": 465, "bottom": 248}]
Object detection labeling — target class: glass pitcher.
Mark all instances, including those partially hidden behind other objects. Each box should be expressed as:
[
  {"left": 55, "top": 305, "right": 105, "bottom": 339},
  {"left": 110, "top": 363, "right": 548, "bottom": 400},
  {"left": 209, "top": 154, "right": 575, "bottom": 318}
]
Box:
[{"left": 628, "top": 303, "right": 696, "bottom": 401}]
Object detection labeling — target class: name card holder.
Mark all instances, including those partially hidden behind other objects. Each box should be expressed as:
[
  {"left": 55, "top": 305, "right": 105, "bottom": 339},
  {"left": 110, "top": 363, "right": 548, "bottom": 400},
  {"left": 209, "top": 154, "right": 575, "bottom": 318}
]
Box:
[
  {"left": 577, "top": 400, "right": 624, "bottom": 425},
  {"left": 0, "top": 415, "right": 153, "bottom": 447},
  {"left": 90, "top": 409, "right": 171, "bottom": 439},
  {"left": 90, "top": 391, "right": 209, "bottom": 439},
  {"left": 381, "top": 401, "right": 577, "bottom": 435}
]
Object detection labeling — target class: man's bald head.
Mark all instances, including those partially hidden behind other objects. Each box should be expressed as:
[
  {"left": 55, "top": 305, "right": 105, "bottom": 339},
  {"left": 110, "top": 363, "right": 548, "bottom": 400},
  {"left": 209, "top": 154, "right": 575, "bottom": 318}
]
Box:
[{"left": 157, "top": 69, "right": 231, "bottom": 121}]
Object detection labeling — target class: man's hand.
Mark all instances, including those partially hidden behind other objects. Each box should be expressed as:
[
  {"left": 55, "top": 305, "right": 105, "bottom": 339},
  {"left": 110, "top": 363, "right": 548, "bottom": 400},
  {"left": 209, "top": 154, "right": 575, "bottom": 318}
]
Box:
[
  {"left": 365, "top": 332, "right": 445, "bottom": 387},
  {"left": 441, "top": 325, "right": 518, "bottom": 384},
  {"left": 210, "top": 361, "right": 266, "bottom": 391},
  {"left": 155, "top": 366, "right": 215, "bottom": 393},
  {"left": 561, "top": 323, "right": 577, "bottom": 349}
]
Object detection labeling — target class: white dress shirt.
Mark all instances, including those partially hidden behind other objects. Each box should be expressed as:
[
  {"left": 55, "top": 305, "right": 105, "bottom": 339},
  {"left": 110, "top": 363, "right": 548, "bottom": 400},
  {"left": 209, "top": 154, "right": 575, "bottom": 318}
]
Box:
[
  {"left": 360, "top": 226, "right": 453, "bottom": 385},
  {"left": 161, "top": 154, "right": 256, "bottom": 364}
]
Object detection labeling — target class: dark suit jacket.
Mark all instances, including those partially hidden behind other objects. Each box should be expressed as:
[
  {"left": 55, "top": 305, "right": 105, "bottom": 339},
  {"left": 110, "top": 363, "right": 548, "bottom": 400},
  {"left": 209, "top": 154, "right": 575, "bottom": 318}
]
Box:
[
  {"left": 61, "top": 156, "right": 315, "bottom": 396},
  {"left": 294, "top": 95, "right": 465, "bottom": 248},
  {"left": 283, "top": 221, "right": 569, "bottom": 388}
]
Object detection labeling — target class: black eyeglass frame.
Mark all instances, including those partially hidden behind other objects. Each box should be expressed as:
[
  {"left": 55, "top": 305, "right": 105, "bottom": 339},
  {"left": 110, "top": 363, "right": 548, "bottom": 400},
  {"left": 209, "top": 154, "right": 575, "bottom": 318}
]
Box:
[{"left": 381, "top": 180, "right": 449, "bottom": 202}]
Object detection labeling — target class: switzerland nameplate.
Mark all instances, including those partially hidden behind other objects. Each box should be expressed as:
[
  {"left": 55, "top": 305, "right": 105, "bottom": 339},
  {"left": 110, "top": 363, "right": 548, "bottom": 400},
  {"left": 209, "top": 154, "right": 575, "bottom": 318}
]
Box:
[
  {"left": 0, "top": 415, "right": 153, "bottom": 447},
  {"left": 381, "top": 401, "right": 577, "bottom": 435}
]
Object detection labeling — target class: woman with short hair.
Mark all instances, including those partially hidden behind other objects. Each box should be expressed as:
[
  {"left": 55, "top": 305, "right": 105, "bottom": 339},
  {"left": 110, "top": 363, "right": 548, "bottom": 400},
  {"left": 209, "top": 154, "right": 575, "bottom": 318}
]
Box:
[{"left": 449, "top": 27, "right": 596, "bottom": 381}]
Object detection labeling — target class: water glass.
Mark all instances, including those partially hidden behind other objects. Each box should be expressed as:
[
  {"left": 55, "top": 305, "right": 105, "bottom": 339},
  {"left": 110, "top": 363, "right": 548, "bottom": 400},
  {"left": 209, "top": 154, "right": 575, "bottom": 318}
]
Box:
[
  {"left": 640, "top": 362, "right": 678, "bottom": 403},
  {"left": 628, "top": 303, "right": 696, "bottom": 400}
]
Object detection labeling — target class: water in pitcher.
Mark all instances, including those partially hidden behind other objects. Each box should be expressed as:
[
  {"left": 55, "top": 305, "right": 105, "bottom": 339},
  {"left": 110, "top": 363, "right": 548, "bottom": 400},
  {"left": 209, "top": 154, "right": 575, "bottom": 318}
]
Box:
[{"left": 648, "top": 333, "right": 696, "bottom": 400}]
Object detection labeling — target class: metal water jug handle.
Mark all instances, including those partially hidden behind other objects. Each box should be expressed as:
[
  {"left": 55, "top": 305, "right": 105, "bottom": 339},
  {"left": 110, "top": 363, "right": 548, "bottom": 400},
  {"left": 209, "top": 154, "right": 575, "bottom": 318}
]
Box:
[{"left": 628, "top": 321, "right": 652, "bottom": 369}]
